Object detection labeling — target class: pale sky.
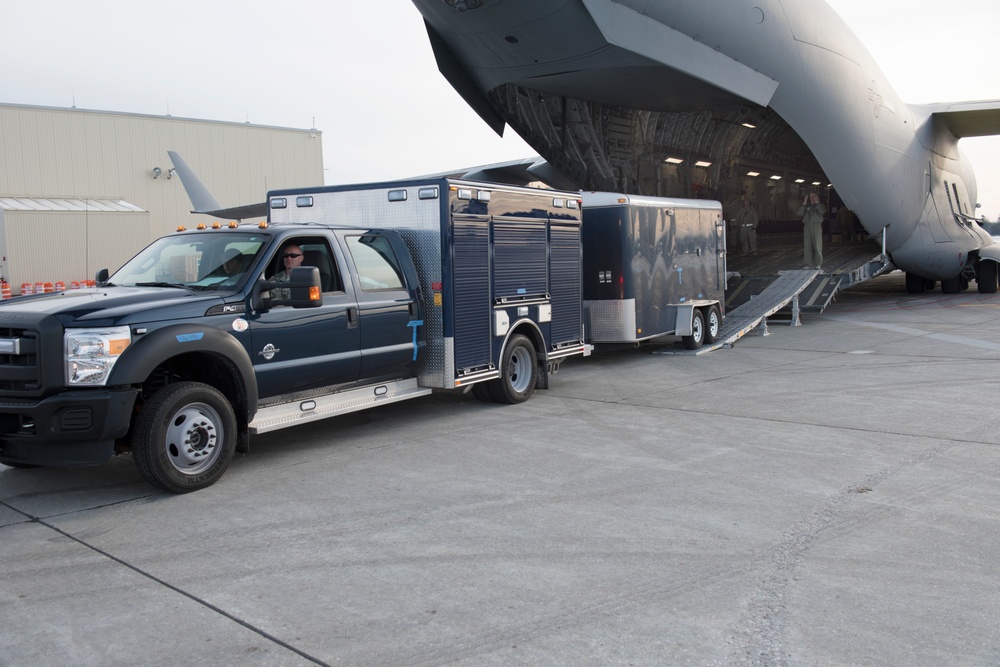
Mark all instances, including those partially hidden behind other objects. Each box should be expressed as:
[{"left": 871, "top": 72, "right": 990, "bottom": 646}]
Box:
[{"left": 1, "top": 0, "right": 998, "bottom": 219}]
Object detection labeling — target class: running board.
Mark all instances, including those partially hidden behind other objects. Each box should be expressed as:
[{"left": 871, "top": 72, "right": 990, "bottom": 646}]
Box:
[{"left": 249, "top": 378, "right": 432, "bottom": 434}]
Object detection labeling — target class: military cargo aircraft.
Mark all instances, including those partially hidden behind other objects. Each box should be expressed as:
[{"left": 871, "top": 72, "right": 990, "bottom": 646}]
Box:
[{"left": 411, "top": 0, "right": 1000, "bottom": 293}]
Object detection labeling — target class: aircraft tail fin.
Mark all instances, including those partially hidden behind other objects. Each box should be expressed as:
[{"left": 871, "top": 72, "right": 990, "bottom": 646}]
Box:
[
  {"left": 167, "top": 151, "right": 268, "bottom": 220},
  {"left": 919, "top": 99, "right": 1000, "bottom": 138}
]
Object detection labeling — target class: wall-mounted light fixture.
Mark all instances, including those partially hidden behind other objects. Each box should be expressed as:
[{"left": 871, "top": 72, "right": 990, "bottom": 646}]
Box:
[
  {"left": 151, "top": 167, "right": 162, "bottom": 179},
  {"left": 167, "top": 168, "right": 177, "bottom": 179}
]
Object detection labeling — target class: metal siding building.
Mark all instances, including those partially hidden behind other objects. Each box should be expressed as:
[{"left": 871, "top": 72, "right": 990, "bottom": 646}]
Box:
[{"left": 0, "top": 103, "right": 322, "bottom": 290}]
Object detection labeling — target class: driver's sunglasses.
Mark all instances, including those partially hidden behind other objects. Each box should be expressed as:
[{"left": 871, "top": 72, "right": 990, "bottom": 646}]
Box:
[{"left": 282, "top": 252, "right": 303, "bottom": 259}]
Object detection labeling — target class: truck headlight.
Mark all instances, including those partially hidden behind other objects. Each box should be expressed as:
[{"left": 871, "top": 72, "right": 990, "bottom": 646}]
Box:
[{"left": 65, "top": 327, "right": 132, "bottom": 386}]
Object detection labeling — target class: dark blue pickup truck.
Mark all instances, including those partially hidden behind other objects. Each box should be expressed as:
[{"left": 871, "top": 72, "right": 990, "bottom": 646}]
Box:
[{"left": 0, "top": 179, "right": 591, "bottom": 492}]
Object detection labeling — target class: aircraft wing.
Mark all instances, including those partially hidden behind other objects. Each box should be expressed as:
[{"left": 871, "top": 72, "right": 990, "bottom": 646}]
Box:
[
  {"left": 197, "top": 202, "right": 269, "bottom": 220},
  {"left": 413, "top": 156, "right": 578, "bottom": 191},
  {"left": 924, "top": 100, "right": 1000, "bottom": 138}
]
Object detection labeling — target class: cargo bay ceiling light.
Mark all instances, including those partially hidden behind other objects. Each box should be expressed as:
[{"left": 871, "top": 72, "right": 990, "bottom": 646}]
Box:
[
  {"left": 694, "top": 160, "right": 712, "bottom": 168},
  {"left": 664, "top": 157, "right": 684, "bottom": 164}
]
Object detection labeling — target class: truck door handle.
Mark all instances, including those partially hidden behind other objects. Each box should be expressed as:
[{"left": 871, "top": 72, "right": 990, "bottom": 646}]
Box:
[{"left": 346, "top": 307, "right": 359, "bottom": 328}]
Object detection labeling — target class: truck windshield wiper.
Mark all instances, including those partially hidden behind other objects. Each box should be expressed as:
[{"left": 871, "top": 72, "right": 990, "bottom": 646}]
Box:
[{"left": 134, "top": 282, "right": 188, "bottom": 289}]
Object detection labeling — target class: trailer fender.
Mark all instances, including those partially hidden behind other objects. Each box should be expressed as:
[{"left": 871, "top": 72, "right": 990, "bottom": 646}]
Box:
[{"left": 675, "top": 304, "right": 696, "bottom": 337}]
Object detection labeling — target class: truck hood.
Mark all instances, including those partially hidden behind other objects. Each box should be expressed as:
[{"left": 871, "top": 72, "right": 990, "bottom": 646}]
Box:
[{"left": 0, "top": 287, "right": 229, "bottom": 327}]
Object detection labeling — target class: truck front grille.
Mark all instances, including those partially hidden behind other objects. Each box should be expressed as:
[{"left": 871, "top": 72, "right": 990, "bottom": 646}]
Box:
[{"left": 0, "top": 327, "right": 42, "bottom": 392}]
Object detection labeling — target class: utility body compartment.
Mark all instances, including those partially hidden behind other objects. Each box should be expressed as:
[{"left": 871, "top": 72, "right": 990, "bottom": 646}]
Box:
[
  {"left": 268, "top": 178, "right": 591, "bottom": 390},
  {"left": 581, "top": 192, "right": 727, "bottom": 344}
]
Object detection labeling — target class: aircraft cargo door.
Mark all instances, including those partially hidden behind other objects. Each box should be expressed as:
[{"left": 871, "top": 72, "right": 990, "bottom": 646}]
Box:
[{"left": 451, "top": 214, "right": 492, "bottom": 372}]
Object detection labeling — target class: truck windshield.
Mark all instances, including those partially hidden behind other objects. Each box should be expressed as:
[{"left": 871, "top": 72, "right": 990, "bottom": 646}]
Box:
[{"left": 109, "top": 233, "right": 267, "bottom": 290}]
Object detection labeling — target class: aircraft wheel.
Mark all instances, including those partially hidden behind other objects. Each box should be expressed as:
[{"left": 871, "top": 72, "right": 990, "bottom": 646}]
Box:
[
  {"left": 683, "top": 309, "right": 706, "bottom": 350},
  {"left": 978, "top": 261, "right": 999, "bottom": 294},
  {"left": 941, "top": 275, "right": 962, "bottom": 294},
  {"left": 905, "top": 272, "right": 926, "bottom": 294},
  {"left": 704, "top": 305, "right": 722, "bottom": 344},
  {"left": 490, "top": 334, "right": 538, "bottom": 404}
]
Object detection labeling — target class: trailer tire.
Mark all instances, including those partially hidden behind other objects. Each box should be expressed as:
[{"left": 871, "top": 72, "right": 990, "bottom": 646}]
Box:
[
  {"left": 683, "top": 309, "right": 706, "bottom": 350},
  {"left": 490, "top": 334, "right": 538, "bottom": 404},
  {"left": 704, "top": 305, "right": 722, "bottom": 344},
  {"left": 132, "top": 381, "right": 237, "bottom": 493}
]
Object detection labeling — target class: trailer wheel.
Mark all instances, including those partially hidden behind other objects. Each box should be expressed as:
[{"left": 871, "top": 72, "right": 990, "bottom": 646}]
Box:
[
  {"left": 491, "top": 334, "right": 538, "bottom": 404},
  {"left": 131, "top": 381, "right": 237, "bottom": 493},
  {"left": 682, "top": 309, "right": 706, "bottom": 350},
  {"left": 978, "top": 261, "right": 998, "bottom": 294},
  {"left": 704, "top": 305, "right": 722, "bottom": 344}
]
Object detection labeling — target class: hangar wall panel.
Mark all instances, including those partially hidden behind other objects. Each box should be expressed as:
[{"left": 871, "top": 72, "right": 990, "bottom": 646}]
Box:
[
  {"left": 0, "top": 210, "right": 150, "bottom": 290},
  {"left": 0, "top": 103, "right": 323, "bottom": 286}
]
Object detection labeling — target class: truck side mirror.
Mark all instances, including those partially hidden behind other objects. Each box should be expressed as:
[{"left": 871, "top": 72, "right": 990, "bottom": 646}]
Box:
[
  {"left": 95, "top": 268, "right": 109, "bottom": 284},
  {"left": 255, "top": 266, "right": 323, "bottom": 309}
]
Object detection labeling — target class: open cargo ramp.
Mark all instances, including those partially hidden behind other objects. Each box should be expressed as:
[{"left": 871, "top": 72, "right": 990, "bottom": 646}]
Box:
[{"left": 656, "top": 241, "right": 891, "bottom": 355}]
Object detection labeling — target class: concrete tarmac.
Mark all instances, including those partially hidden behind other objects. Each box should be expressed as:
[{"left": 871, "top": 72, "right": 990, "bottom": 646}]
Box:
[{"left": 3, "top": 271, "right": 1000, "bottom": 666}]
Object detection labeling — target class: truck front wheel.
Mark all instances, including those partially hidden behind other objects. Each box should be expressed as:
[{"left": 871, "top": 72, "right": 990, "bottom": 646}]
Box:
[
  {"left": 491, "top": 334, "right": 538, "bottom": 404},
  {"left": 132, "top": 381, "right": 237, "bottom": 493}
]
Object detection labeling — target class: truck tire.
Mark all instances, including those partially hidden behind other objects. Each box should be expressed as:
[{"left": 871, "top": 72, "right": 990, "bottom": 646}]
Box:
[
  {"left": 682, "top": 309, "right": 706, "bottom": 350},
  {"left": 490, "top": 334, "right": 538, "bottom": 404},
  {"left": 131, "top": 381, "right": 237, "bottom": 493},
  {"left": 471, "top": 381, "right": 497, "bottom": 403},
  {"left": 704, "top": 305, "right": 722, "bottom": 344}
]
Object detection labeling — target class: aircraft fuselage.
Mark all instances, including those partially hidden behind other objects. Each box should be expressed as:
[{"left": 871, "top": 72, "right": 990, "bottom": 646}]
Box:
[{"left": 415, "top": 0, "right": 995, "bottom": 283}]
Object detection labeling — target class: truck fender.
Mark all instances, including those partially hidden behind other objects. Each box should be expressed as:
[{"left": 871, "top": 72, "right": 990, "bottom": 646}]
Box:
[{"left": 108, "top": 325, "right": 259, "bottom": 412}]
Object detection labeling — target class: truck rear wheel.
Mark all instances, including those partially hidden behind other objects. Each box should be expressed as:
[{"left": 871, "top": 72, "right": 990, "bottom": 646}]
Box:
[
  {"left": 682, "top": 309, "right": 706, "bottom": 350},
  {"left": 471, "top": 381, "right": 497, "bottom": 403},
  {"left": 132, "top": 381, "right": 237, "bottom": 493},
  {"left": 491, "top": 334, "right": 538, "bottom": 404}
]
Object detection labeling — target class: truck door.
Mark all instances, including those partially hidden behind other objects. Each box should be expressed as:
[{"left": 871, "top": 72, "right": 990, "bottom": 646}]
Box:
[
  {"left": 342, "top": 232, "right": 423, "bottom": 380},
  {"left": 248, "top": 236, "right": 361, "bottom": 398}
]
